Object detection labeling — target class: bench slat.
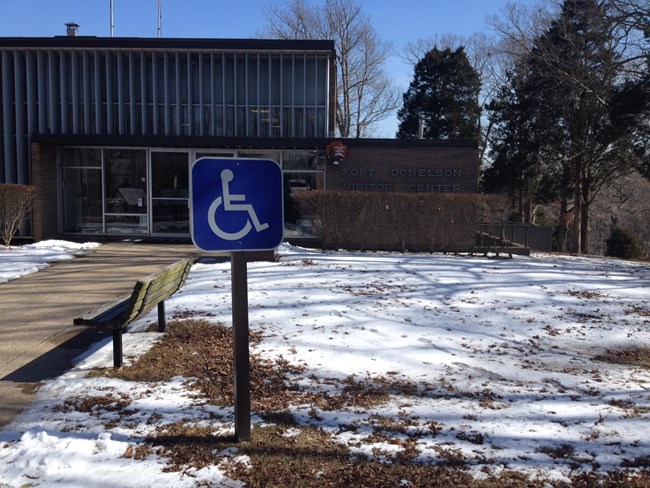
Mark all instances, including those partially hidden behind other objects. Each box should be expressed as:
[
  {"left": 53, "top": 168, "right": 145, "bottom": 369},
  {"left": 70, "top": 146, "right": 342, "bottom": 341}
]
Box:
[
  {"left": 73, "top": 297, "right": 131, "bottom": 328},
  {"left": 122, "top": 279, "right": 153, "bottom": 324},
  {"left": 74, "top": 258, "right": 193, "bottom": 329},
  {"left": 143, "top": 273, "right": 186, "bottom": 303},
  {"left": 125, "top": 260, "right": 192, "bottom": 323}
]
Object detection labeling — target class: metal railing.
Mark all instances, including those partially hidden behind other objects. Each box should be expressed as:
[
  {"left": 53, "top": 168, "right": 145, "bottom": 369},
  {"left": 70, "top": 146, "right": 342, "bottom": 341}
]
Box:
[{"left": 477, "top": 223, "right": 553, "bottom": 252}]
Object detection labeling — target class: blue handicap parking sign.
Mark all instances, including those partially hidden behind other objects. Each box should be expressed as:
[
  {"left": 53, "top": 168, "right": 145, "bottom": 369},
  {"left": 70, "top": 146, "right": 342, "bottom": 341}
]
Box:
[{"left": 190, "top": 158, "right": 284, "bottom": 252}]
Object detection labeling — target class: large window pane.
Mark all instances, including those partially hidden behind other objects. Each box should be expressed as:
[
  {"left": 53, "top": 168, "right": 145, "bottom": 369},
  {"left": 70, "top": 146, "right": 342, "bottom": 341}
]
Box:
[
  {"left": 151, "top": 152, "right": 188, "bottom": 198},
  {"left": 62, "top": 167, "right": 103, "bottom": 233},
  {"left": 104, "top": 149, "right": 147, "bottom": 214},
  {"left": 151, "top": 151, "right": 189, "bottom": 235}
]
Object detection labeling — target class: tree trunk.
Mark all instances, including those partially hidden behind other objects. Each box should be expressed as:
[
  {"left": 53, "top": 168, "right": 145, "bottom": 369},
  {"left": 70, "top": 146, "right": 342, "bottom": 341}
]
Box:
[
  {"left": 524, "top": 176, "right": 532, "bottom": 223},
  {"left": 556, "top": 196, "right": 570, "bottom": 253},
  {"left": 581, "top": 177, "right": 591, "bottom": 254},
  {"left": 572, "top": 159, "right": 583, "bottom": 254}
]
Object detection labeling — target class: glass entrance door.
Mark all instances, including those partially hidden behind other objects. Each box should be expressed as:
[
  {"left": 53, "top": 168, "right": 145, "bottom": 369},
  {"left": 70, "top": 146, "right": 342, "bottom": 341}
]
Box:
[
  {"left": 104, "top": 149, "right": 148, "bottom": 235},
  {"left": 150, "top": 151, "right": 190, "bottom": 236}
]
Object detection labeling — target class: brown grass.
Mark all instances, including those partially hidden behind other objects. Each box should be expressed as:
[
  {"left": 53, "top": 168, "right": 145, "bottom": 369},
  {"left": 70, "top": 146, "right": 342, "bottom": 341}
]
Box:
[
  {"left": 103, "top": 319, "right": 304, "bottom": 411},
  {"left": 595, "top": 347, "right": 650, "bottom": 370},
  {"left": 78, "top": 319, "right": 650, "bottom": 487}
]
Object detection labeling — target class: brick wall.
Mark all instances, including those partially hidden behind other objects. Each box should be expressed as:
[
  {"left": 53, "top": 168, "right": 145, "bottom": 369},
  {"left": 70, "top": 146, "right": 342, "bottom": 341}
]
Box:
[{"left": 326, "top": 144, "right": 479, "bottom": 194}]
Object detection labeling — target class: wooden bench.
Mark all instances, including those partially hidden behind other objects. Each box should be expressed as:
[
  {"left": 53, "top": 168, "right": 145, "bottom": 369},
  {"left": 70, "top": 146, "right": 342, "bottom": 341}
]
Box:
[{"left": 74, "top": 258, "right": 194, "bottom": 369}]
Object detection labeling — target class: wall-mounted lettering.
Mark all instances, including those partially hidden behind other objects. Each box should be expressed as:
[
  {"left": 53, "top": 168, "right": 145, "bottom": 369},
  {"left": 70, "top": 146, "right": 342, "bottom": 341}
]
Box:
[
  {"left": 327, "top": 146, "right": 479, "bottom": 195},
  {"left": 408, "top": 184, "right": 461, "bottom": 193},
  {"left": 342, "top": 168, "right": 376, "bottom": 177},
  {"left": 343, "top": 183, "right": 393, "bottom": 191},
  {"left": 391, "top": 168, "right": 462, "bottom": 178}
]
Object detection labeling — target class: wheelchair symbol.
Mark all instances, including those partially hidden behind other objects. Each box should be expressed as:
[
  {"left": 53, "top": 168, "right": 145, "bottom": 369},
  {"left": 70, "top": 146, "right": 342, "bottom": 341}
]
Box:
[{"left": 208, "top": 169, "right": 269, "bottom": 240}]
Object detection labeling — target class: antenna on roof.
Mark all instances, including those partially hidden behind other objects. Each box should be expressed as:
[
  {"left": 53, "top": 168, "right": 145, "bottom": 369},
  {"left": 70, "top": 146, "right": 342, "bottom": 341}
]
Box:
[
  {"left": 157, "top": 0, "right": 162, "bottom": 38},
  {"left": 110, "top": 0, "right": 114, "bottom": 37}
]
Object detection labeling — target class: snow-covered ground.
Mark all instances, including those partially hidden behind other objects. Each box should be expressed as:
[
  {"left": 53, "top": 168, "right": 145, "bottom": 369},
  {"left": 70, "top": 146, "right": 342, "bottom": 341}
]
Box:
[
  {"left": 0, "top": 240, "right": 99, "bottom": 284},
  {"left": 1, "top": 241, "right": 649, "bottom": 487}
]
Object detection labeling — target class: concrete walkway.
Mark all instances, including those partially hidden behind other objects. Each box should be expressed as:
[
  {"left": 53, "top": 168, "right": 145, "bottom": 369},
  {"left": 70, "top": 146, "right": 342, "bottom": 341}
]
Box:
[{"left": 0, "top": 241, "right": 202, "bottom": 430}]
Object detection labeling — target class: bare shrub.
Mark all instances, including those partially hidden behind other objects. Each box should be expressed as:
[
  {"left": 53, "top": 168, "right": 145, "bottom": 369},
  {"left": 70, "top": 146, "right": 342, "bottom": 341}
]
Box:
[
  {"left": 477, "top": 194, "right": 510, "bottom": 223},
  {"left": 590, "top": 172, "right": 650, "bottom": 257},
  {"left": 0, "top": 184, "right": 35, "bottom": 246}
]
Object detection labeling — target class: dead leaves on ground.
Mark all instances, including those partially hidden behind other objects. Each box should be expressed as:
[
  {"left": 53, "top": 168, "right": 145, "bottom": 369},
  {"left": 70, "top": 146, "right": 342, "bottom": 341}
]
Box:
[{"left": 63, "top": 318, "right": 650, "bottom": 487}]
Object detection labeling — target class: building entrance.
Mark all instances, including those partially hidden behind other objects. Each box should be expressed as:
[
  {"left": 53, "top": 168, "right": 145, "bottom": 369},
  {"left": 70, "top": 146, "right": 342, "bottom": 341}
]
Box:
[
  {"left": 150, "top": 151, "right": 190, "bottom": 236},
  {"left": 59, "top": 146, "right": 324, "bottom": 240},
  {"left": 104, "top": 149, "right": 148, "bottom": 235}
]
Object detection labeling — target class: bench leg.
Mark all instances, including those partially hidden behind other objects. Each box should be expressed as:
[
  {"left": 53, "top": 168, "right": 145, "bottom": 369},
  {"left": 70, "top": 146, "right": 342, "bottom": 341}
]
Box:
[
  {"left": 158, "top": 301, "right": 166, "bottom": 333},
  {"left": 113, "top": 328, "right": 123, "bottom": 369}
]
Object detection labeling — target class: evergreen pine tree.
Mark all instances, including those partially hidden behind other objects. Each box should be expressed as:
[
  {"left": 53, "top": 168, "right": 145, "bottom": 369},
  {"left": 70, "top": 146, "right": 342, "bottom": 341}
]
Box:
[{"left": 396, "top": 47, "right": 481, "bottom": 140}]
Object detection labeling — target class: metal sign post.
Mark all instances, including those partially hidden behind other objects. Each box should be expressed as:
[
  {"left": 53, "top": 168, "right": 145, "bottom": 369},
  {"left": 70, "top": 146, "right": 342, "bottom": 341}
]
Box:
[
  {"left": 190, "top": 157, "right": 283, "bottom": 442},
  {"left": 231, "top": 251, "right": 250, "bottom": 441}
]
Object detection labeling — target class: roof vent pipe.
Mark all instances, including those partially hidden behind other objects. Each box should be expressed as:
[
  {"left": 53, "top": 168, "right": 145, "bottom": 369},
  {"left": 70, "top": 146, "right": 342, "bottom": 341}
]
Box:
[{"left": 66, "top": 22, "right": 79, "bottom": 37}]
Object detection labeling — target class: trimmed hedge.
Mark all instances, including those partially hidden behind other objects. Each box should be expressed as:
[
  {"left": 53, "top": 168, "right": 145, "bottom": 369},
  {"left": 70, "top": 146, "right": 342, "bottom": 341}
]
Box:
[{"left": 291, "top": 190, "right": 508, "bottom": 252}]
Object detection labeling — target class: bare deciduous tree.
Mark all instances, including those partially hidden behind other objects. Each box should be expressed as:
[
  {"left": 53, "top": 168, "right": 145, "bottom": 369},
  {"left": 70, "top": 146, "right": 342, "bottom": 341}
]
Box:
[
  {"left": 590, "top": 171, "right": 650, "bottom": 256},
  {"left": 490, "top": 0, "right": 648, "bottom": 93},
  {"left": 485, "top": 0, "right": 648, "bottom": 254},
  {"left": 261, "top": 0, "right": 400, "bottom": 138}
]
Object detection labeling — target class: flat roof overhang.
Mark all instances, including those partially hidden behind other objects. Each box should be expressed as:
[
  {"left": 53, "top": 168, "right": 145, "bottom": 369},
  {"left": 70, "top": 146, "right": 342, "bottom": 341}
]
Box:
[
  {"left": 31, "top": 134, "right": 478, "bottom": 150},
  {"left": 31, "top": 134, "right": 332, "bottom": 150},
  {"left": 0, "top": 36, "right": 335, "bottom": 54}
]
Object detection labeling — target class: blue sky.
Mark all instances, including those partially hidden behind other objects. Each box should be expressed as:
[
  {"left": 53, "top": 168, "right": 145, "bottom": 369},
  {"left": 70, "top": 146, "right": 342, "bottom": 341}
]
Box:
[{"left": 0, "top": 0, "right": 534, "bottom": 136}]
